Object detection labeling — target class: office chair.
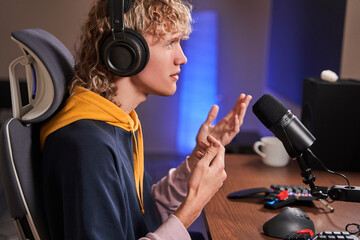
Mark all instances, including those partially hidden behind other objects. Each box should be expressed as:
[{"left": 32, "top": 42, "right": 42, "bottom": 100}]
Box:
[{"left": 0, "top": 28, "right": 74, "bottom": 240}]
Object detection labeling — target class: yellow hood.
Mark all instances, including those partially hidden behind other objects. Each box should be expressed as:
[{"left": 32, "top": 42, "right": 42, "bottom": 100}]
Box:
[{"left": 40, "top": 86, "right": 145, "bottom": 213}]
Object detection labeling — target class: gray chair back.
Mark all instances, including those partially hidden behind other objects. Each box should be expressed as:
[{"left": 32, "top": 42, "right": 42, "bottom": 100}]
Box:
[{"left": 0, "top": 28, "right": 74, "bottom": 240}]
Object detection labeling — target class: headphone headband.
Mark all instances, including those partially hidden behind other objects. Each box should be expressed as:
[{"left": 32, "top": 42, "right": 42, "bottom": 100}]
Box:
[{"left": 109, "top": 0, "right": 125, "bottom": 34}]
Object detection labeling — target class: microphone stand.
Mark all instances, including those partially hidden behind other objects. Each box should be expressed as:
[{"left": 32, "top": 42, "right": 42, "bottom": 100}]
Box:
[
  {"left": 296, "top": 152, "right": 360, "bottom": 203},
  {"left": 296, "top": 153, "right": 328, "bottom": 199}
]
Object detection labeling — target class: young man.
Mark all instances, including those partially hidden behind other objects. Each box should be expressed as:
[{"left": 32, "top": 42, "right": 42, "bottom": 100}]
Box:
[{"left": 40, "top": 0, "right": 252, "bottom": 239}]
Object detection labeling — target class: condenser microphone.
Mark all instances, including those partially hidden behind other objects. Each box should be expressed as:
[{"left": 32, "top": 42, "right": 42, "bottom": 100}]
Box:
[{"left": 252, "top": 94, "right": 316, "bottom": 158}]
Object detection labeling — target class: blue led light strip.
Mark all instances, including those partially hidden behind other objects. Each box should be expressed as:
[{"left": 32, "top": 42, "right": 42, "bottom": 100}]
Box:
[{"left": 177, "top": 11, "right": 218, "bottom": 154}]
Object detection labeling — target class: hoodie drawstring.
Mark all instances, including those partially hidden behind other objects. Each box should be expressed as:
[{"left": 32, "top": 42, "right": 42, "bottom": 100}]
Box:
[{"left": 131, "top": 124, "right": 145, "bottom": 214}]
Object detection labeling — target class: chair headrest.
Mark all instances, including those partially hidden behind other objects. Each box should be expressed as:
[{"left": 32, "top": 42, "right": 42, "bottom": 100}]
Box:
[{"left": 9, "top": 28, "right": 74, "bottom": 123}]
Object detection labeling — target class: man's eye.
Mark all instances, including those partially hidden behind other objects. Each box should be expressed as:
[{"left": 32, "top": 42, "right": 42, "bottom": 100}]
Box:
[{"left": 168, "top": 40, "right": 175, "bottom": 47}]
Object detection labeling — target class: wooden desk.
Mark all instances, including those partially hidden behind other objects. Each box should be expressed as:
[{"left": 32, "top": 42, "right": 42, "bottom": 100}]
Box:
[{"left": 203, "top": 154, "right": 360, "bottom": 240}]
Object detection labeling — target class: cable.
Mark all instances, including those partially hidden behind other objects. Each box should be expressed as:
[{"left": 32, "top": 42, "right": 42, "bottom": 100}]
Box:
[
  {"left": 346, "top": 223, "right": 360, "bottom": 234},
  {"left": 318, "top": 199, "right": 334, "bottom": 212},
  {"left": 307, "top": 149, "right": 351, "bottom": 187}
]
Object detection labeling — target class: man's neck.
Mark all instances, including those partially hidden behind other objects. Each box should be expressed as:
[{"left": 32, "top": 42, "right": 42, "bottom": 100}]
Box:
[{"left": 112, "top": 76, "right": 147, "bottom": 114}]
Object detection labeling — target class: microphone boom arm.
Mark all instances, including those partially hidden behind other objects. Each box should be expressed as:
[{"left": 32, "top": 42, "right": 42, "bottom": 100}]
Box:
[
  {"left": 297, "top": 151, "right": 360, "bottom": 203},
  {"left": 296, "top": 153, "right": 328, "bottom": 199},
  {"left": 271, "top": 116, "right": 360, "bottom": 202}
]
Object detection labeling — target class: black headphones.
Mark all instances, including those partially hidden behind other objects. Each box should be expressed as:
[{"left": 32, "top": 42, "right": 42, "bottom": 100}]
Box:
[{"left": 100, "top": 0, "right": 149, "bottom": 77}]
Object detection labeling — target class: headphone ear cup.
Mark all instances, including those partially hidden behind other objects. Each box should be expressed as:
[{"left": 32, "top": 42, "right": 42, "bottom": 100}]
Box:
[{"left": 100, "top": 28, "right": 149, "bottom": 77}]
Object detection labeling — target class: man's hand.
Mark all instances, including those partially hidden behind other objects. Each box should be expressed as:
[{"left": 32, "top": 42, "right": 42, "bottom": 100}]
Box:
[
  {"left": 196, "top": 93, "right": 252, "bottom": 146},
  {"left": 174, "top": 135, "right": 226, "bottom": 228}
]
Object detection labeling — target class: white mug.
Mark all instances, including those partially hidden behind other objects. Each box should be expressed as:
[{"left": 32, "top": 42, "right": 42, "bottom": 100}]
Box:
[{"left": 253, "top": 136, "right": 290, "bottom": 167}]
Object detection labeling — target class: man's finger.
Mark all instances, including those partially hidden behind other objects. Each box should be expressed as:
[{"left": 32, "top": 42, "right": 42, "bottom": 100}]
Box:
[
  {"left": 195, "top": 151, "right": 204, "bottom": 159},
  {"left": 238, "top": 95, "right": 252, "bottom": 120},
  {"left": 225, "top": 94, "right": 244, "bottom": 121},
  {"left": 199, "top": 135, "right": 221, "bottom": 164},
  {"left": 233, "top": 113, "right": 240, "bottom": 132},
  {"left": 204, "top": 105, "right": 219, "bottom": 125},
  {"left": 209, "top": 140, "right": 225, "bottom": 168},
  {"left": 198, "top": 140, "right": 209, "bottom": 152},
  {"left": 199, "top": 145, "right": 218, "bottom": 166},
  {"left": 234, "top": 93, "right": 246, "bottom": 114},
  {"left": 235, "top": 94, "right": 250, "bottom": 115}
]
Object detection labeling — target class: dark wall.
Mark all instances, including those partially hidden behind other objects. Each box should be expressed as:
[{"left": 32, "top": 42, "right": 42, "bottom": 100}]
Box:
[{"left": 267, "top": 0, "right": 347, "bottom": 104}]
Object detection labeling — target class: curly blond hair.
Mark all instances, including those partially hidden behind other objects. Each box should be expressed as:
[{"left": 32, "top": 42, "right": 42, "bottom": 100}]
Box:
[{"left": 71, "top": 0, "right": 193, "bottom": 102}]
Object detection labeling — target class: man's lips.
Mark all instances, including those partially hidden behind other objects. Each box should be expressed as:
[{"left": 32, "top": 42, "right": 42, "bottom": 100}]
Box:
[
  {"left": 170, "top": 71, "right": 180, "bottom": 80},
  {"left": 170, "top": 74, "right": 179, "bottom": 80}
]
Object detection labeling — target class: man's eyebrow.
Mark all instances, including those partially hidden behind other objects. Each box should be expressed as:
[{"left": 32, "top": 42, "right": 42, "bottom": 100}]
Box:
[
  {"left": 172, "top": 33, "right": 185, "bottom": 40},
  {"left": 173, "top": 37, "right": 181, "bottom": 42},
  {"left": 169, "top": 35, "right": 181, "bottom": 41}
]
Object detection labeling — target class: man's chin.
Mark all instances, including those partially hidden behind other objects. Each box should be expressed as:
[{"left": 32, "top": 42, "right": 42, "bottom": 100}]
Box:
[{"left": 157, "top": 86, "right": 177, "bottom": 97}]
